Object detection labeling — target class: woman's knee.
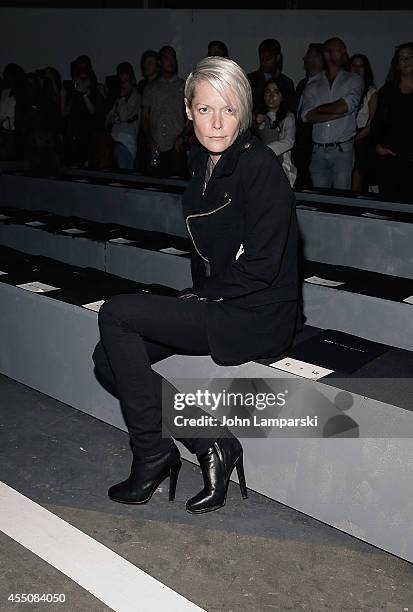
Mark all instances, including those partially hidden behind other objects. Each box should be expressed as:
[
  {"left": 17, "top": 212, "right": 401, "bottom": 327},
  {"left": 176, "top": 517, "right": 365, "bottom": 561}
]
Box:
[
  {"left": 91, "top": 341, "right": 117, "bottom": 395},
  {"left": 92, "top": 340, "right": 105, "bottom": 368},
  {"left": 97, "top": 294, "right": 131, "bottom": 327},
  {"left": 97, "top": 293, "right": 153, "bottom": 336}
]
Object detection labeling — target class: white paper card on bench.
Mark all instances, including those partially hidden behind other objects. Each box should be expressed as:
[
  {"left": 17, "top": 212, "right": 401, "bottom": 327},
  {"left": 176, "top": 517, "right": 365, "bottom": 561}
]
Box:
[
  {"left": 0, "top": 270, "right": 8, "bottom": 275},
  {"left": 403, "top": 295, "right": 413, "bottom": 305},
  {"left": 83, "top": 300, "right": 105, "bottom": 312},
  {"left": 269, "top": 357, "right": 334, "bottom": 380},
  {"left": 108, "top": 237, "right": 135, "bottom": 244},
  {"left": 17, "top": 281, "right": 60, "bottom": 293},
  {"left": 0, "top": 214, "right": 12, "bottom": 220},
  {"left": 304, "top": 275, "right": 345, "bottom": 287},
  {"left": 296, "top": 204, "right": 319, "bottom": 211},
  {"left": 25, "top": 221, "right": 48, "bottom": 227},
  {"left": 159, "top": 247, "right": 189, "bottom": 256},
  {"left": 61, "top": 228, "right": 87, "bottom": 234},
  {"left": 361, "top": 211, "right": 392, "bottom": 220}
]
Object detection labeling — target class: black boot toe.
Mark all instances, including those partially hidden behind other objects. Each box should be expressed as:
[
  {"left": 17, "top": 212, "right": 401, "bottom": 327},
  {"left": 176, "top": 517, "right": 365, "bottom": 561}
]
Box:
[
  {"left": 186, "top": 438, "right": 248, "bottom": 514},
  {"left": 108, "top": 443, "right": 182, "bottom": 505}
]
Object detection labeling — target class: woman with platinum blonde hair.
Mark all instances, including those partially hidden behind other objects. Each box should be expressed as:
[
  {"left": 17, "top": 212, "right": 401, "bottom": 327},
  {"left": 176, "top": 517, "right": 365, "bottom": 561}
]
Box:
[
  {"left": 184, "top": 56, "right": 252, "bottom": 134},
  {"left": 92, "top": 56, "right": 298, "bottom": 514}
]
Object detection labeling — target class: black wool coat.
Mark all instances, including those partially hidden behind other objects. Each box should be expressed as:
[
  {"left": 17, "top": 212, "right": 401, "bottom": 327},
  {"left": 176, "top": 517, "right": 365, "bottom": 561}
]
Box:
[{"left": 181, "top": 129, "right": 299, "bottom": 366}]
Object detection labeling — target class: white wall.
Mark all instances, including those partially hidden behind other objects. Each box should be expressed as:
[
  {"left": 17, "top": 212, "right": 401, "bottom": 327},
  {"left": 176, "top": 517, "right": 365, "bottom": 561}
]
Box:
[{"left": 1, "top": 8, "right": 413, "bottom": 87}]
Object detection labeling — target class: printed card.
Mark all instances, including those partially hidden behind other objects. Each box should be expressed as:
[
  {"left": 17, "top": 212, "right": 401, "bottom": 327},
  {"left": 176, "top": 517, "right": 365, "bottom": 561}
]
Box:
[
  {"left": 108, "top": 237, "right": 135, "bottom": 244},
  {"left": 361, "top": 212, "right": 392, "bottom": 220},
  {"left": 304, "top": 275, "right": 345, "bottom": 287},
  {"left": 61, "top": 228, "right": 87, "bottom": 234},
  {"left": 17, "top": 281, "right": 60, "bottom": 293},
  {"left": 269, "top": 357, "right": 334, "bottom": 380},
  {"left": 159, "top": 247, "right": 189, "bottom": 256},
  {"left": 82, "top": 300, "right": 105, "bottom": 312},
  {"left": 296, "top": 204, "right": 319, "bottom": 211}
]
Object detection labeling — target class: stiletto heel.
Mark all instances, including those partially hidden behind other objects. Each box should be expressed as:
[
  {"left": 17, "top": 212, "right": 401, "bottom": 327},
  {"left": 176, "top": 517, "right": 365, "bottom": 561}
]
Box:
[
  {"left": 169, "top": 460, "right": 182, "bottom": 501},
  {"left": 235, "top": 454, "right": 248, "bottom": 499}
]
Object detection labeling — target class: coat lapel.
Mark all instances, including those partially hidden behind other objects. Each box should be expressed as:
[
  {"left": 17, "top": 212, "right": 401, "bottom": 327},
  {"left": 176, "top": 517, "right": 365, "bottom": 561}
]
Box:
[{"left": 185, "top": 130, "right": 252, "bottom": 215}]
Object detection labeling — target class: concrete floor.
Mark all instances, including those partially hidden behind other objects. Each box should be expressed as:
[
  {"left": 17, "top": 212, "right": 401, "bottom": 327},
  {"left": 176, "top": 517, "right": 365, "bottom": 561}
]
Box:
[{"left": 1, "top": 372, "right": 412, "bottom": 612}]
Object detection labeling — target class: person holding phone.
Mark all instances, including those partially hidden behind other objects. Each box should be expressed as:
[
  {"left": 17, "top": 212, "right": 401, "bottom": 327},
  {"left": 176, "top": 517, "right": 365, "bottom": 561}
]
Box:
[{"left": 61, "top": 67, "right": 105, "bottom": 167}]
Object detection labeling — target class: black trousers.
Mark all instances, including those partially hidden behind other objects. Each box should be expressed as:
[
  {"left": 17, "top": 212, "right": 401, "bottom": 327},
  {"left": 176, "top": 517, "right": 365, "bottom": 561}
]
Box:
[
  {"left": 376, "top": 154, "right": 413, "bottom": 201},
  {"left": 93, "top": 293, "right": 225, "bottom": 458}
]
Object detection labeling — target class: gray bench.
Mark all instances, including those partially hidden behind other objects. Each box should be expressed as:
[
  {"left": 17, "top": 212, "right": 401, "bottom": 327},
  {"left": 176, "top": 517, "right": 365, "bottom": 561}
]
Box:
[{"left": 0, "top": 274, "right": 412, "bottom": 563}]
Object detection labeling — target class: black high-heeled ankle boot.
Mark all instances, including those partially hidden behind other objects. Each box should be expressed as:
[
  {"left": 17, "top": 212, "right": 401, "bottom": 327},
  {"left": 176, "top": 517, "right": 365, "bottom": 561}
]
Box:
[
  {"left": 108, "top": 443, "right": 182, "bottom": 504},
  {"left": 186, "top": 438, "right": 248, "bottom": 514}
]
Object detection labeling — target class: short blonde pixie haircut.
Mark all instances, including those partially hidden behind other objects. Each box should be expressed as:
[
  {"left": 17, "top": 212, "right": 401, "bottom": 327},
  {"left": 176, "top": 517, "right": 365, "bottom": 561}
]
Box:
[{"left": 185, "top": 57, "right": 253, "bottom": 134}]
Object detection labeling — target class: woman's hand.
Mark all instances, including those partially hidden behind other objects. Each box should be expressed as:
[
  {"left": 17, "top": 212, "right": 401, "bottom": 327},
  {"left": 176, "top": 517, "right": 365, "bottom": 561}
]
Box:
[{"left": 376, "top": 144, "right": 396, "bottom": 157}]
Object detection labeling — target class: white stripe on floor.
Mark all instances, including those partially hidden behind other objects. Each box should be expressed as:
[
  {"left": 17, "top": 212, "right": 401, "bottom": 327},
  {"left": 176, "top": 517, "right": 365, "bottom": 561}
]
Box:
[{"left": 0, "top": 482, "right": 204, "bottom": 612}]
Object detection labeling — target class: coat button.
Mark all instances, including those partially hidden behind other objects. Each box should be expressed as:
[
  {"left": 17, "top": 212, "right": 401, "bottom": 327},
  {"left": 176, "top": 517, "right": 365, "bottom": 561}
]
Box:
[{"left": 244, "top": 142, "right": 250, "bottom": 148}]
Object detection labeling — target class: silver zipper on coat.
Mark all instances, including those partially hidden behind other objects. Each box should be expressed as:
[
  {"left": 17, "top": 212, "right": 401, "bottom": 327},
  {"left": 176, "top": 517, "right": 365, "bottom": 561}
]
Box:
[{"left": 185, "top": 196, "right": 232, "bottom": 264}]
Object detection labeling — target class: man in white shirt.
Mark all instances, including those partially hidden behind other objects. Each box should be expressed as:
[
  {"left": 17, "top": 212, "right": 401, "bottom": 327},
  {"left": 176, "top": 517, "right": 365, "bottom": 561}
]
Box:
[{"left": 301, "top": 38, "right": 363, "bottom": 190}]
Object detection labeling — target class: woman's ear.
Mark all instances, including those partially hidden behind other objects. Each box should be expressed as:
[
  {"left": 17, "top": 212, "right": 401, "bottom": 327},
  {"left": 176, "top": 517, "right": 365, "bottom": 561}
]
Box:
[{"left": 184, "top": 97, "right": 193, "bottom": 121}]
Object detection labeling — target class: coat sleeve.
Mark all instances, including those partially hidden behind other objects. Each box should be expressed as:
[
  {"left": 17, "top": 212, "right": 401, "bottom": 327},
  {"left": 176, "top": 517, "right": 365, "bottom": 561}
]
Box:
[{"left": 198, "top": 149, "right": 295, "bottom": 300}]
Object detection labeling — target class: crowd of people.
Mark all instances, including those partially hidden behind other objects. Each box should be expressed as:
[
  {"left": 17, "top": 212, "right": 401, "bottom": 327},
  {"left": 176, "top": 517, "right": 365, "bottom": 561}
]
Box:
[{"left": 0, "top": 37, "right": 412, "bottom": 200}]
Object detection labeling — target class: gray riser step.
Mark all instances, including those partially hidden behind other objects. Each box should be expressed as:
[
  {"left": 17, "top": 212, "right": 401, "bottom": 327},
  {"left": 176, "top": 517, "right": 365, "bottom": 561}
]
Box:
[
  {"left": 0, "top": 222, "right": 192, "bottom": 289},
  {"left": 0, "top": 220, "right": 411, "bottom": 351},
  {"left": 2, "top": 173, "right": 413, "bottom": 276},
  {"left": 64, "top": 167, "right": 187, "bottom": 188},
  {"left": 0, "top": 174, "right": 186, "bottom": 236},
  {"left": 0, "top": 223, "right": 106, "bottom": 270},
  {"left": 298, "top": 208, "right": 413, "bottom": 280},
  {"left": 302, "top": 283, "right": 413, "bottom": 352},
  {"left": 0, "top": 275, "right": 412, "bottom": 564}
]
